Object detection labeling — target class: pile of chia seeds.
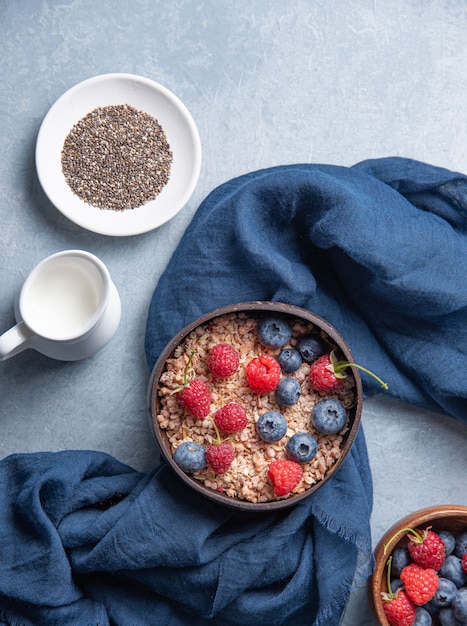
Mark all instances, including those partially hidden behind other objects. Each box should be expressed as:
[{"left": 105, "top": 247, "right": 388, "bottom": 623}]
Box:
[{"left": 61, "top": 104, "right": 173, "bottom": 211}]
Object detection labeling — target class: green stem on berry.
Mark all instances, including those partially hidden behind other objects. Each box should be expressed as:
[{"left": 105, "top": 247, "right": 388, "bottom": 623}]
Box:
[
  {"left": 329, "top": 351, "right": 389, "bottom": 390},
  {"left": 383, "top": 526, "right": 426, "bottom": 555},
  {"left": 208, "top": 416, "right": 222, "bottom": 445},
  {"left": 386, "top": 556, "right": 394, "bottom": 599},
  {"left": 169, "top": 350, "right": 196, "bottom": 395},
  {"left": 183, "top": 350, "right": 196, "bottom": 386}
]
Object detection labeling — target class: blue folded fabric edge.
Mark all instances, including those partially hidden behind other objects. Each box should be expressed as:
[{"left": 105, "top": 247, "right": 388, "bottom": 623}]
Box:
[{"left": 0, "top": 441, "right": 373, "bottom": 626}]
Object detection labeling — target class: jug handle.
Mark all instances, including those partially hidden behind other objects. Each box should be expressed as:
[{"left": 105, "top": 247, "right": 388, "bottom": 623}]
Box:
[{"left": 0, "top": 322, "right": 34, "bottom": 361}]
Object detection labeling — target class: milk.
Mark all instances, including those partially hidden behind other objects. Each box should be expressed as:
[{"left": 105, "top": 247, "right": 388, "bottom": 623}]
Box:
[{"left": 24, "top": 261, "right": 102, "bottom": 340}]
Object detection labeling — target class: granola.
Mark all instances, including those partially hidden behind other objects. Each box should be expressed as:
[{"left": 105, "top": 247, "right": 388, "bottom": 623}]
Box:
[{"left": 155, "top": 312, "right": 357, "bottom": 503}]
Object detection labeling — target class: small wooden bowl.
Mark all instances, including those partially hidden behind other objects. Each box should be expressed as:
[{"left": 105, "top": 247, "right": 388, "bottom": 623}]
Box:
[
  {"left": 370, "top": 505, "right": 467, "bottom": 625},
  {"left": 147, "top": 301, "right": 363, "bottom": 512}
]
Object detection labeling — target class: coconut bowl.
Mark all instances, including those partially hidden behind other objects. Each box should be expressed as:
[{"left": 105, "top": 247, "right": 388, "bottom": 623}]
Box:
[
  {"left": 147, "top": 301, "right": 363, "bottom": 512},
  {"left": 370, "top": 505, "right": 467, "bottom": 625}
]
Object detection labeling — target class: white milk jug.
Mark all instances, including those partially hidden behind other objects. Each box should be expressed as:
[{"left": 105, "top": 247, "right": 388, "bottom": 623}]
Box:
[{"left": 0, "top": 250, "right": 121, "bottom": 361}]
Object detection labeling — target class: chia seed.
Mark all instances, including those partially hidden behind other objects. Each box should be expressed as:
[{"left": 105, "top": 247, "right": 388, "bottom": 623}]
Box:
[{"left": 61, "top": 104, "right": 173, "bottom": 211}]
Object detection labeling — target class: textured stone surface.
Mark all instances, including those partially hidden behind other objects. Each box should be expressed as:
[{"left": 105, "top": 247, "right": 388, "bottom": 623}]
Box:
[{"left": 1, "top": 2, "right": 467, "bottom": 623}]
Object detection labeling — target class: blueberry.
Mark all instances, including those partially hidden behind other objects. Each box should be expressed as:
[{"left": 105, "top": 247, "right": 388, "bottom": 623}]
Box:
[
  {"left": 286, "top": 433, "right": 318, "bottom": 463},
  {"left": 453, "top": 588, "right": 467, "bottom": 622},
  {"left": 256, "top": 411, "right": 287, "bottom": 442},
  {"left": 257, "top": 316, "right": 292, "bottom": 349},
  {"left": 440, "top": 531, "right": 457, "bottom": 557},
  {"left": 311, "top": 398, "right": 347, "bottom": 434},
  {"left": 277, "top": 348, "right": 302, "bottom": 373},
  {"left": 297, "top": 334, "right": 325, "bottom": 363},
  {"left": 276, "top": 378, "right": 301, "bottom": 406},
  {"left": 390, "top": 578, "right": 404, "bottom": 594},
  {"left": 431, "top": 578, "right": 458, "bottom": 608},
  {"left": 391, "top": 546, "right": 411, "bottom": 578},
  {"left": 414, "top": 606, "right": 432, "bottom": 626},
  {"left": 439, "top": 555, "right": 467, "bottom": 588},
  {"left": 454, "top": 531, "right": 467, "bottom": 558},
  {"left": 439, "top": 608, "right": 464, "bottom": 626},
  {"left": 173, "top": 441, "right": 206, "bottom": 473},
  {"left": 422, "top": 600, "right": 437, "bottom": 616}
]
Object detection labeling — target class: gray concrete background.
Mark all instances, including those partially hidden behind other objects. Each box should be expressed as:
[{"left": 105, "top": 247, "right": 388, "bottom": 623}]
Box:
[{"left": 1, "top": 2, "right": 467, "bottom": 624}]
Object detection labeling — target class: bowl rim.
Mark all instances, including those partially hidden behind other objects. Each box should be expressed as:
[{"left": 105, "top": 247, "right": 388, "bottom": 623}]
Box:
[
  {"left": 147, "top": 300, "right": 363, "bottom": 512},
  {"left": 370, "top": 504, "right": 467, "bottom": 625}
]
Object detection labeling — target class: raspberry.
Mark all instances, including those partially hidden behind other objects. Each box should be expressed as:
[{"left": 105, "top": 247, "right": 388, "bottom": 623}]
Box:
[
  {"left": 309, "top": 351, "right": 388, "bottom": 392},
  {"left": 462, "top": 553, "right": 467, "bottom": 574},
  {"left": 208, "top": 344, "right": 240, "bottom": 378},
  {"left": 267, "top": 459, "right": 303, "bottom": 496},
  {"left": 246, "top": 354, "right": 281, "bottom": 394},
  {"left": 308, "top": 354, "right": 343, "bottom": 392},
  {"left": 206, "top": 442, "right": 235, "bottom": 474},
  {"left": 176, "top": 378, "right": 211, "bottom": 419},
  {"left": 407, "top": 527, "right": 445, "bottom": 571},
  {"left": 214, "top": 402, "right": 248, "bottom": 434},
  {"left": 381, "top": 589, "right": 416, "bottom": 626},
  {"left": 400, "top": 563, "right": 439, "bottom": 605}
]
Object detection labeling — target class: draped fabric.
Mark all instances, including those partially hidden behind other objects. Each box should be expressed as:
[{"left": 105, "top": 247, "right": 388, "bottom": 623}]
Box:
[{"left": 1, "top": 157, "right": 466, "bottom": 625}]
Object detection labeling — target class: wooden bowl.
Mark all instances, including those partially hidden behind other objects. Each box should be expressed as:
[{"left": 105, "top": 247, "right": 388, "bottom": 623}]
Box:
[
  {"left": 147, "top": 301, "right": 363, "bottom": 511},
  {"left": 370, "top": 505, "right": 467, "bottom": 625}
]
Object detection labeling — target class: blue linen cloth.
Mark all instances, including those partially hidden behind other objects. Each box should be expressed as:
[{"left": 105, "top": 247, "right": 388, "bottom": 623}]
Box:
[
  {"left": 146, "top": 157, "right": 467, "bottom": 421},
  {"left": 1, "top": 157, "right": 466, "bottom": 626}
]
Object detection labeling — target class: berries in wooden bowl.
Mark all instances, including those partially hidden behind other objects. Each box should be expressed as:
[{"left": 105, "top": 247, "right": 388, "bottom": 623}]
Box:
[{"left": 370, "top": 505, "right": 467, "bottom": 626}]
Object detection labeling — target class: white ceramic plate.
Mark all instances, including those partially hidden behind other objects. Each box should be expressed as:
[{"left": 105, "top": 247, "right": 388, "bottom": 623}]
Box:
[{"left": 35, "top": 74, "right": 202, "bottom": 236}]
